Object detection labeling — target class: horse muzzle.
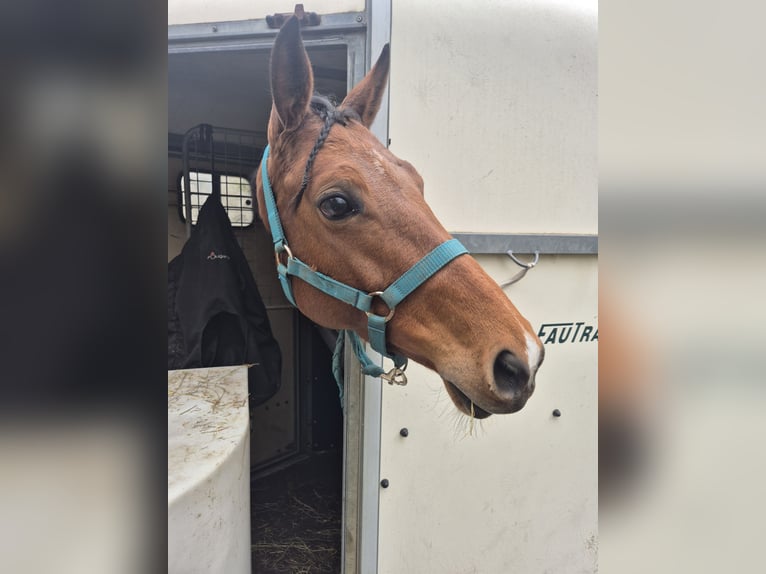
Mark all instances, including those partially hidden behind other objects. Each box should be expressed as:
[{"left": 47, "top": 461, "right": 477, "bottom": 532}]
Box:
[{"left": 441, "top": 348, "right": 538, "bottom": 418}]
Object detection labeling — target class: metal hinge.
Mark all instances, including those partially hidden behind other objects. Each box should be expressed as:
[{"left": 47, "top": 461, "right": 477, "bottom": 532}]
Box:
[{"left": 266, "top": 4, "right": 321, "bottom": 29}]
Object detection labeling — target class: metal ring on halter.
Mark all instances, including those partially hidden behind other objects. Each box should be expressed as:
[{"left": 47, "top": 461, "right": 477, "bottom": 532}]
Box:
[
  {"left": 506, "top": 250, "right": 540, "bottom": 269},
  {"left": 274, "top": 243, "right": 294, "bottom": 267},
  {"left": 366, "top": 291, "right": 395, "bottom": 322}
]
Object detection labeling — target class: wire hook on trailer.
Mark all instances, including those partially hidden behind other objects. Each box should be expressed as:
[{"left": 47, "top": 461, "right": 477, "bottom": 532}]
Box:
[{"left": 499, "top": 250, "right": 540, "bottom": 288}]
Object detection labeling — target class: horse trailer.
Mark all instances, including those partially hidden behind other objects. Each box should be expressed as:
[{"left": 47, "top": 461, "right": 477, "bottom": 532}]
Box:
[{"left": 168, "top": 1, "right": 597, "bottom": 572}]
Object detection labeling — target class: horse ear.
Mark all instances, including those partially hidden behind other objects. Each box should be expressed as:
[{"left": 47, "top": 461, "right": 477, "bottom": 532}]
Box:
[
  {"left": 269, "top": 16, "right": 314, "bottom": 138},
  {"left": 341, "top": 44, "right": 390, "bottom": 128}
]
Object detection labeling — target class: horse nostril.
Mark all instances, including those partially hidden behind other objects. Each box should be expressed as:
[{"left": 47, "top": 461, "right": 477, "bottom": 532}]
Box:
[{"left": 493, "top": 350, "right": 530, "bottom": 396}]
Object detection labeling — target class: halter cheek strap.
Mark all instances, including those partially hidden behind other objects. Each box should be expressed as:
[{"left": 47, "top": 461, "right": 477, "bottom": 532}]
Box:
[{"left": 260, "top": 144, "right": 468, "bottom": 384}]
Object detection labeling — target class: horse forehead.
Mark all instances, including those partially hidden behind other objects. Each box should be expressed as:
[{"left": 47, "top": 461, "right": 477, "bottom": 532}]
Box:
[
  {"left": 364, "top": 145, "right": 414, "bottom": 180},
  {"left": 334, "top": 130, "right": 386, "bottom": 164},
  {"left": 370, "top": 149, "right": 386, "bottom": 174},
  {"left": 319, "top": 139, "right": 399, "bottom": 180}
]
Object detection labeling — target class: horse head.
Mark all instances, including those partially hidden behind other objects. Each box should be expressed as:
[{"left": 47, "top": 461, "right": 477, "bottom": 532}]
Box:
[{"left": 255, "top": 17, "right": 544, "bottom": 418}]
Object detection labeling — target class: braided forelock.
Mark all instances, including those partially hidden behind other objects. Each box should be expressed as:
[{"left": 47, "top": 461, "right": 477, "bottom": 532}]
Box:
[{"left": 293, "top": 95, "right": 360, "bottom": 209}]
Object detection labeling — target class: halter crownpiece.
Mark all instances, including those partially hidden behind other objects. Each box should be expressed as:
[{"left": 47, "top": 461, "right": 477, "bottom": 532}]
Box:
[{"left": 259, "top": 130, "right": 468, "bottom": 387}]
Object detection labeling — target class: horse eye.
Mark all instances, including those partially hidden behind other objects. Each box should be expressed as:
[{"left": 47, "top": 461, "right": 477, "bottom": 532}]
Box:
[{"left": 319, "top": 194, "right": 356, "bottom": 220}]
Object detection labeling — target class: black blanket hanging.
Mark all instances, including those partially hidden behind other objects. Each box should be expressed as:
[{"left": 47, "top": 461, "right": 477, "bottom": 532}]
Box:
[{"left": 168, "top": 193, "right": 281, "bottom": 406}]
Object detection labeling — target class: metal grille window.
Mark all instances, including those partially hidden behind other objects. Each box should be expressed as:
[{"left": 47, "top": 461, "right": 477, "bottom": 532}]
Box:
[
  {"left": 179, "top": 171, "right": 254, "bottom": 227},
  {"left": 179, "top": 124, "right": 263, "bottom": 231}
]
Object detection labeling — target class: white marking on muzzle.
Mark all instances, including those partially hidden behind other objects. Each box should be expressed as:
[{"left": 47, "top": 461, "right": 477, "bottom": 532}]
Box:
[{"left": 526, "top": 332, "right": 542, "bottom": 376}]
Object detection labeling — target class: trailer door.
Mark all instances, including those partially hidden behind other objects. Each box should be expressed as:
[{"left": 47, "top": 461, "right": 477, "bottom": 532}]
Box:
[{"left": 376, "top": 1, "right": 598, "bottom": 572}]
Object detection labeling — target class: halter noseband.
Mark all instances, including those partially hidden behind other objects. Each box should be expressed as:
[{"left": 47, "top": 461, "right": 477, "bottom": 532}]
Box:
[{"left": 259, "top": 115, "right": 467, "bottom": 387}]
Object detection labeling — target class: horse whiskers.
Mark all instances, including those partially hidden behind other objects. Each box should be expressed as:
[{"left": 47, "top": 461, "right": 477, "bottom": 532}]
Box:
[{"left": 444, "top": 401, "right": 485, "bottom": 441}]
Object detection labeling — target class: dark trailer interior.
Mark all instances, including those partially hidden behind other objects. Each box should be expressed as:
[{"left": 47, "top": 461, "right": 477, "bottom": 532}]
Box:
[{"left": 168, "top": 41, "right": 352, "bottom": 573}]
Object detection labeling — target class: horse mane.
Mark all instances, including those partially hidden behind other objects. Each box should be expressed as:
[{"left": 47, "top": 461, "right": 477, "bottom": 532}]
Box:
[{"left": 293, "top": 94, "right": 361, "bottom": 209}]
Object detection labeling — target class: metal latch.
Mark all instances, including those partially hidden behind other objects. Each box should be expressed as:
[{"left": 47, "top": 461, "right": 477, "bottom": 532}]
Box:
[
  {"left": 266, "top": 4, "right": 321, "bottom": 29},
  {"left": 499, "top": 250, "right": 540, "bottom": 288}
]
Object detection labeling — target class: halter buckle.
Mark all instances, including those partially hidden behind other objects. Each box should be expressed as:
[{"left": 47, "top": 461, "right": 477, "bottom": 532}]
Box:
[
  {"left": 366, "top": 291, "right": 395, "bottom": 322},
  {"left": 381, "top": 366, "right": 408, "bottom": 386}
]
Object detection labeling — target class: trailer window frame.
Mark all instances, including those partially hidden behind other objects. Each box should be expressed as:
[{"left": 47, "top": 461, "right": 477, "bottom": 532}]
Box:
[{"left": 177, "top": 168, "right": 256, "bottom": 228}]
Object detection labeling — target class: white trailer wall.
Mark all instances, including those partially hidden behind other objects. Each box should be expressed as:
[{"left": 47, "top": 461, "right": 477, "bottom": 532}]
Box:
[{"left": 376, "top": 1, "right": 598, "bottom": 572}]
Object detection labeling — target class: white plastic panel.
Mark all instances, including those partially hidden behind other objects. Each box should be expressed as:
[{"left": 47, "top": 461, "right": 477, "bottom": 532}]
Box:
[
  {"left": 377, "top": 254, "right": 597, "bottom": 573},
  {"left": 168, "top": 366, "right": 251, "bottom": 574},
  {"left": 168, "top": 0, "right": 365, "bottom": 26},
  {"left": 378, "top": 2, "right": 597, "bottom": 570},
  {"left": 388, "top": 0, "right": 597, "bottom": 235}
]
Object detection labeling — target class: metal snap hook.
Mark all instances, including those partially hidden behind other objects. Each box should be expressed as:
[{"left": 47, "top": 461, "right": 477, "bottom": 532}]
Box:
[{"left": 381, "top": 366, "right": 407, "bottom": 386}]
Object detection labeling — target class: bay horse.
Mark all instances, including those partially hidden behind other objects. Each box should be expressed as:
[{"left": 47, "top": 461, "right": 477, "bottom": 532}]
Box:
[{"left": 254, "top": 17, "right": 544, "bottom": 418}]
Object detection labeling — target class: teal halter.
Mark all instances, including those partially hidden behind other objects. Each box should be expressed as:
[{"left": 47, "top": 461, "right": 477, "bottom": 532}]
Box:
[{"left": 259, "top": 144, "right": 468, "bottom": 386}]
